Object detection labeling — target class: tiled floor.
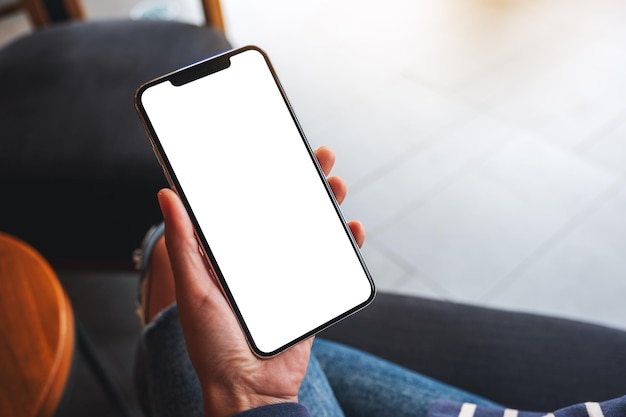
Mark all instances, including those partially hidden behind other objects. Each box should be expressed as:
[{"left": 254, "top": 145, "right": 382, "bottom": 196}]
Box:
[{"left": 2, "top": 0, "right": 626, "bottom": 330}]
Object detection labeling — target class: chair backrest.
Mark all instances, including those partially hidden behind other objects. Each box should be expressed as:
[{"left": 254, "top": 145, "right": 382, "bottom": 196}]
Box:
[
  {"left": 0, "top": 233, "right": 75, "bottom": 417},
  {"left": 0, "top": 0, "right": 85, "bottom": 28},
  {"left": 0, "top": 0, "right": 224, "bottom": 32}
]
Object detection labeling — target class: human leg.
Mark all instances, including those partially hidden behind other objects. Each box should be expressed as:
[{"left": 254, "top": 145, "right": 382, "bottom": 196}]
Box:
[
  {"left": 298, "top": 352, "right": 345, "bottom": 417},
  {"left": 312, "top": 339, "right": 499, "bottom": 417},
  {"left": 133, "top": 223, "right": 175, "bottom": 327},
  {"left": 135, "top": 305, "right": 203, "bottom": 417}
]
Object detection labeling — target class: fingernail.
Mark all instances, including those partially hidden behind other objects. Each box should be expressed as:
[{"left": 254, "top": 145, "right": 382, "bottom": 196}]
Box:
[{"left": 157, "top": 190, "right": 168, "bottom": 220}]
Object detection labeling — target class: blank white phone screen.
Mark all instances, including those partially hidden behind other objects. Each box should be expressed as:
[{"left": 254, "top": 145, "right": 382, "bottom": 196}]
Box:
[{"left": 139, "top": 48, "right": 374, "bottom": 355}]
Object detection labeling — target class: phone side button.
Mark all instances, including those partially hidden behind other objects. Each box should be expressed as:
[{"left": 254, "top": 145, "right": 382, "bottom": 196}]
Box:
[
  {"left": 197, "top": 244, "right": 217, "bottom": 281},
  {"left": 209, "top": 267, "right": 216, "bottom": 279}
]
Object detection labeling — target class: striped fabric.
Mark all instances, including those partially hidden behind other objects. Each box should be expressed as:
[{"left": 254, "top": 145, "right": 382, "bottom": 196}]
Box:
[{"left": 429, "top": 396, "right": 626, "bottom": 417}]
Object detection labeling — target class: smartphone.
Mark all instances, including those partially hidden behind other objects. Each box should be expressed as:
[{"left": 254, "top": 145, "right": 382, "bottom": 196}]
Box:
[{"left": 135, "top": 46, "right": 375, "bottom": 357}]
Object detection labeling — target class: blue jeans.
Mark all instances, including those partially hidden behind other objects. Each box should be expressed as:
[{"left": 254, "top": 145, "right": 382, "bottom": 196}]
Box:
[{"left": 135, "top": 305, "right": 497, "bottom": 417}]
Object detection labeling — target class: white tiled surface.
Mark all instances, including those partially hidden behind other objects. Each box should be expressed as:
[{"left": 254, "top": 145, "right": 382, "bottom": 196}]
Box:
[{"left": 2, "top": 0, "right": 626, "bottom": 330}]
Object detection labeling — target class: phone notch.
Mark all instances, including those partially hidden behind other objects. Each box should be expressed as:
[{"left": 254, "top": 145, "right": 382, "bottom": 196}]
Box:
[{"left": 169, "top": 55, "right": 231, "bottom": 87}]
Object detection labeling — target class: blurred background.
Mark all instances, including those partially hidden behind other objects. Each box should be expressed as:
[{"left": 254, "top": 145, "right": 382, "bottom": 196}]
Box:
[
  {"left": 2, "top": 0, "right": 626, "bottom": 416},
  {"left": 2, "top": 0, "right": 626, "bottom": 329}
]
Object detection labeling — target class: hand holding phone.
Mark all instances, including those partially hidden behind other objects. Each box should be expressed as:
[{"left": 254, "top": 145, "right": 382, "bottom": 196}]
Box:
[
  {"left": 157, "top": 146, "right": 363, "bottom": 417},
  {"left": 136, "top": 46, "right": 375, "bottom": 357},
  {"left": 158, "top": 187, "right": 310, "bottom": 417}
]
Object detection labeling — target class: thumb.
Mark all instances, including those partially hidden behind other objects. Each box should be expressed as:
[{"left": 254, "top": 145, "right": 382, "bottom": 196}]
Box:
[{"left": 157, "top": 188, "right": 214, "bottom": 301}]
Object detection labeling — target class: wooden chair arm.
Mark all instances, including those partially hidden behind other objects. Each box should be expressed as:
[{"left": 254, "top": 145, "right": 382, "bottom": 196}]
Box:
[
  {"left": 19, "top": 0, "right": 85, "bottom": 28},
  {"left": 201, "top": 0, "right": 225, "bottom": 32},
  {"left": 0, "top": 233, "right": 75, "bottom": 417}
]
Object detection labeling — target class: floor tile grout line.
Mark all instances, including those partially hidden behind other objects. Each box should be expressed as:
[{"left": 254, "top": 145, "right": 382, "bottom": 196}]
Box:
[
  {"left": 368, "top": 132, "right": 514, "bottom": 236},
  {"left": 573, "top": 111, "right": 626, "bottom": 154},
  {"left": 480, "top": 172, "right": 626, "bottom": 303},
  {"left": 348, "top": 111, "right": 476, "bottom": 194},
  {"left": 453, "top": 95, "right": 626, "bottom": 166},
  {"left": 382, "top": 272, "right": 449, "bottom": 302},
  {"left": 445, "top": 33, "right": 626, "bottom": 150},
  {"left": 365, "top": 236, "right": 454, "bottom": 300}
]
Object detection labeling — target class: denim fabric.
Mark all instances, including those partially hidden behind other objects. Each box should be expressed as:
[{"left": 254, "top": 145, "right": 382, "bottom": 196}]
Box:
[
  {"left": 298, "top": 352, "right": 345, "bottom": 417},
  {"left": 235, "top": 403, "right": 311, "bottom": 417},
  {"left": 136, "top": 305, "right": 497, "bottom": 417},
  {"left": 137, "top": 304, "right": 203, "bottom": 417},
  {"left": 311, "top": 339, "right": 497, "bottom": 417}
]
